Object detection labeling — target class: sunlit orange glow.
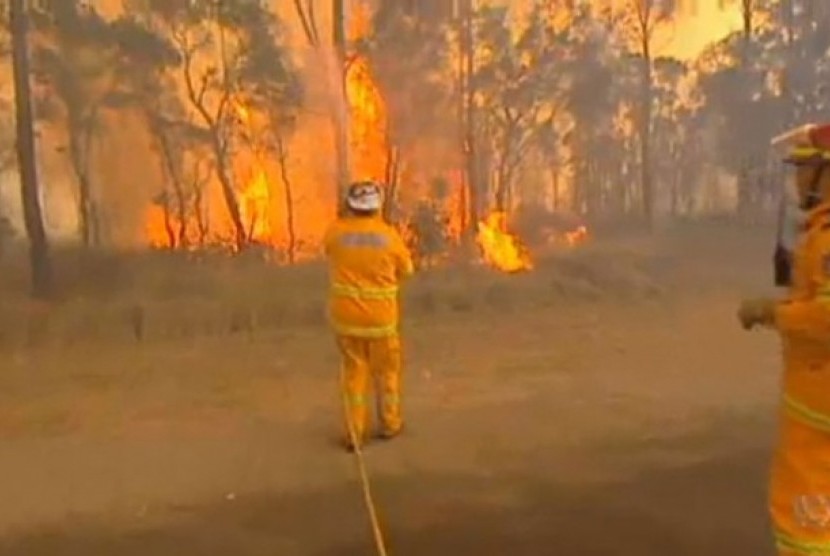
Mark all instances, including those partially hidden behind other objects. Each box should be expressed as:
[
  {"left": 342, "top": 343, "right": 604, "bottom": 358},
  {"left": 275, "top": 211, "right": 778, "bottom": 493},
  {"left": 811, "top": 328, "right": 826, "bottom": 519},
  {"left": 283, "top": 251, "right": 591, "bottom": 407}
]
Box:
[
  {"left": 661, "top": 0, "right": 743, "bottom": 60},
  {"left": 509, "top": 0, "right": 742, "bottom": 60},
  {"left": 476, "top": 211, "right": 533, "bottom": 273}
]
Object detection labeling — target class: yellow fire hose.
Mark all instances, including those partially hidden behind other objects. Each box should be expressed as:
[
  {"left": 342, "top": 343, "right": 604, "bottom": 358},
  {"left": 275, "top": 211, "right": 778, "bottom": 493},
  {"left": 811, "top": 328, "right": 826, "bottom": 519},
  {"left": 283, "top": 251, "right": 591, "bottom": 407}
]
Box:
[{"left": 340, "top": 369, "right": 390, "bottom": 556}]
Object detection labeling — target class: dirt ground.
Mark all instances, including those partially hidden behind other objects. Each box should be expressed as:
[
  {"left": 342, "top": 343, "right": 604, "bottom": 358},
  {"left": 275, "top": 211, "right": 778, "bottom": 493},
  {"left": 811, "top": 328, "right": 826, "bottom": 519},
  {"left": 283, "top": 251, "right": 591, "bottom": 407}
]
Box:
[{"left": 0, "top": 223, "right": 786, "bottom": 555}]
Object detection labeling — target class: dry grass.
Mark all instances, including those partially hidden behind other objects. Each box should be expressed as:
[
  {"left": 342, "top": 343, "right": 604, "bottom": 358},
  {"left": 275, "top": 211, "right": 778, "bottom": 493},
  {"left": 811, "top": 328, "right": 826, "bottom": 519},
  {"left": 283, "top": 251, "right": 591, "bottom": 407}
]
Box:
[
  {"left": 0, "top": 218, "right": 771, "bottom": 352},
  {"left": 0, "top": 236, "right": 670, "bottom": 352}
]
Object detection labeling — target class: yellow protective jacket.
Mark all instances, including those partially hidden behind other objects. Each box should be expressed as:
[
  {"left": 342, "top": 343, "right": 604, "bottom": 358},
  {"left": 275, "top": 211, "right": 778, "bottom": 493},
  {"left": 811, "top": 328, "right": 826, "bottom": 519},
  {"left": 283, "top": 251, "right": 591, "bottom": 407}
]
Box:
[
  {"left": 324, "top": 215, "right": 414, "bottom": 338},
  {"left": 775, "top": 202, "right": 830, "bottom": 428}
]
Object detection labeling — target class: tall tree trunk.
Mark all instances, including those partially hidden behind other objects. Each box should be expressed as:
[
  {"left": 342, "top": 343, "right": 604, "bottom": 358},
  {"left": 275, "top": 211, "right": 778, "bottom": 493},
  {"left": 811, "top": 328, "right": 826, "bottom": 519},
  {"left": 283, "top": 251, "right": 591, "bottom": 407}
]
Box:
[
  {"left": 67, "top": 124, "right": 96, "bottom": 246},
  {"left": 214, "top": 20, "right": 247, "bottom": 250},
  {"left": 550, "top": 167, "right": 559, "bottom": 211},
  {"left": 670, "top": 147, "right": 680, "bottom": 217},
  {"left": 192, "top": 182, "right": 208, "bottom": 247},
  {"left": 461, "top": 0, "right": 479, "bottom": 231},
  {"left": 779, "top": 0, "right": 796, "bottom": 124},
  {"left": 208, "top": 133, "right": 246, "bottom": 250},
  {"left": 736, "top": 0, "right": 755, "bottom": 217},
  {"left": 454, "top": 0, "right": 469, "bottom": 233},
  {"left": 154, "top": 124, "right": 189, "bottom": 248},
  {"left": 494, "top": 115, "right": 519, "bottom": 213},
  {"left": 495, "top": 153, "right": 509, "bottom": 212},
  {"left": 161, "top": 194, "right": 176, "bottom": 249},
  {"left": 333, "top": 0, "right": 350, "bottom": 211},
  {"left": 573, "top": 155, "right": 586, "bottom": 214},
  {"left": 10, "top": 0, "right": 52, "bottom": 299},
  {"left": 276, "top": 136, "right": 297, "bottom": 264},
  {"left": 179, "top": 22, "right": 245, "bottom": 251},
  {"left": 382, "top": 142, "right": 400, "bottom": 223},
  {"left": 452, "top": 0, "right": 470, "bottom": 232},
  {"left": 293, "top": 0, "right": 345, "bottom": 212},
  {"left": 639, "top": 42, "right": 654, "bottom": 230}
]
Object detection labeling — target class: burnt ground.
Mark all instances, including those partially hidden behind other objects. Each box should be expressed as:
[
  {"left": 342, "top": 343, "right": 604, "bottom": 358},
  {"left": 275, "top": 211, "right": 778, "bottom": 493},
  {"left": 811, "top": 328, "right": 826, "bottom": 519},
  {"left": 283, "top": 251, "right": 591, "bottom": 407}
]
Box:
[{"left": 0, "top": 224, "right": 784, "bottom": 555}]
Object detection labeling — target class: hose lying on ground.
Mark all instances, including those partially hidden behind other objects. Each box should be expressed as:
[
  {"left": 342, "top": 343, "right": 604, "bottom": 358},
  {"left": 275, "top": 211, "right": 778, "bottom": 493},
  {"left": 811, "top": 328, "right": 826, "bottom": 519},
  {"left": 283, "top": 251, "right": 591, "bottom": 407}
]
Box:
[{"left": 340, "top": 369, "right": 390, "bottom": 556}]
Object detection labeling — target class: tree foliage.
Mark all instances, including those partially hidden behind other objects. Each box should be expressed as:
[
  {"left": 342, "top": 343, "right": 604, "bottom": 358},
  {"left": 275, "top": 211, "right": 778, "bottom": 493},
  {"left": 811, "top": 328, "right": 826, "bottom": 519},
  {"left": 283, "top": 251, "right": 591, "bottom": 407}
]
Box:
[{"left": 3, "top": 0, "right": 830, "bottom": 259}]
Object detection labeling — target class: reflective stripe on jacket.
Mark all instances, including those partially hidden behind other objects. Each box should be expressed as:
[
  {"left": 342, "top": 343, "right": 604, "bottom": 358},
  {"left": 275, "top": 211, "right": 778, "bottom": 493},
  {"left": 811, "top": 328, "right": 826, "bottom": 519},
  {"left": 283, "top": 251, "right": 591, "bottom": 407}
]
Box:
[{"left": 324, "top": 215, "right": 413, "bottom": 338}]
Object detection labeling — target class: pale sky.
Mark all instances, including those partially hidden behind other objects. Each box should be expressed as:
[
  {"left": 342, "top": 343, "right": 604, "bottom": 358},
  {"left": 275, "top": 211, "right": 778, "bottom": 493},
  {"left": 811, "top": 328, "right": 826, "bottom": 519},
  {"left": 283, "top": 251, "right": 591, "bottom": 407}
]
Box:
[{"left": 95, "top": 0, "right": 743, "bottom": 60}]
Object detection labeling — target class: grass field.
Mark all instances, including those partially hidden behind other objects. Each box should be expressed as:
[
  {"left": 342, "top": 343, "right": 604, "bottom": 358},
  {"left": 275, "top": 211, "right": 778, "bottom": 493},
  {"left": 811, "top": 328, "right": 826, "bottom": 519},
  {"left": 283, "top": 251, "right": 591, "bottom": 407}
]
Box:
[{"left": 0, "top": 221, "right": 783, "bottom": 555}]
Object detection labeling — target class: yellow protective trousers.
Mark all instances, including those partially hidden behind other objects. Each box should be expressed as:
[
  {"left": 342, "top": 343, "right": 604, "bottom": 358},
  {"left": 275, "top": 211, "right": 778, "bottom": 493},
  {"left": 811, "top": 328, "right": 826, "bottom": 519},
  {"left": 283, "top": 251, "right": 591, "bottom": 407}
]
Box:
[
  {"left": 769, "top": 404, "right": 830, "bottom": 555},
  {"left": 337, "top": 335, "right": 403, "bottom": 444}
]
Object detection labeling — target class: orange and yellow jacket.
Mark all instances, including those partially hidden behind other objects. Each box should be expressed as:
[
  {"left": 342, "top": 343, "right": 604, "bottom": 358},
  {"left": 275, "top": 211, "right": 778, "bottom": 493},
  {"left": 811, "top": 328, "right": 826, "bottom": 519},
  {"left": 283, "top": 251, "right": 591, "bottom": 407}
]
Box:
[
  {"left": 775, "top": 202, "right": 830, "bottom": 429},
  {"left": 324, "top": 215, "right": 414, "bottom": 338}
]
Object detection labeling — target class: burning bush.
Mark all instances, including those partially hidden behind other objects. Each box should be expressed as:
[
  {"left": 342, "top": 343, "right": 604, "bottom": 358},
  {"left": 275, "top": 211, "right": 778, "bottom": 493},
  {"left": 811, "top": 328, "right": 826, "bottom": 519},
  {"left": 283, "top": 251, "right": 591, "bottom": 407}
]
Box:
[
  {"left": 512, "top": 206, "right": 589, "bottom": 248},
  {"left": 476, "top": 211, "right": 533, "bottom": 273}
]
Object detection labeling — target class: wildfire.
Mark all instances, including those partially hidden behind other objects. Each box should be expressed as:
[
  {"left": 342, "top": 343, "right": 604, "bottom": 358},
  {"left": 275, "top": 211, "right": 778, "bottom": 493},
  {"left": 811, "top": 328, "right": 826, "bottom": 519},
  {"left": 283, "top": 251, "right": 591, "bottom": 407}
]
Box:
[
  {"left": 565, "top": 225, "right": 589, "bottom": 246},
  {"left": 137, "top": 1, "right": 684, "bottom": 263},
  {"left": 237, "top": 165, "right": 271, "bottom": 243},
  {"left": 476, "top": 211, "right": 533, "bottom": 273},
  {"left": 142, "top": 0, "right": 392, "bottom": 257},
  {"left": 345, "top": 55, "right": 388, "bottom": 182},
  {"left": 232, "top": 103, "right": 271, "bottom": 244},
  {"left": 543, "top": 223, "right": 590, "bottom": 247},
  {"left": 145, "top": 203, "right": 173, "bottom": 248},
  {"left": 345, "top": 2, "right": 389, "bottom": 183}
]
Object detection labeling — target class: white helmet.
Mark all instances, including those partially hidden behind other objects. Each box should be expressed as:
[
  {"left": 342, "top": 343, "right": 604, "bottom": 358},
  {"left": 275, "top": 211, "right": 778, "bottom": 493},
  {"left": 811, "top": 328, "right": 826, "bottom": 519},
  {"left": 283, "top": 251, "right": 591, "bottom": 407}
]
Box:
[{"left": 346, "top": 180, "right": 383, "bottom": 212}]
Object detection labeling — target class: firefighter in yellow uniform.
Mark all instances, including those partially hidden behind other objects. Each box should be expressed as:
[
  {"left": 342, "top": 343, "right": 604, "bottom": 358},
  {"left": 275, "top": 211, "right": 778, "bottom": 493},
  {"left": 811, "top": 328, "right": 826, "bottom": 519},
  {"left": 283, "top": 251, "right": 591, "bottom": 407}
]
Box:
[
  {"left": 739, "top": 123, "right": 830, "bottom": 555},
  {"left": 324, "top": 181, "right": 414, "bottom": 451}
]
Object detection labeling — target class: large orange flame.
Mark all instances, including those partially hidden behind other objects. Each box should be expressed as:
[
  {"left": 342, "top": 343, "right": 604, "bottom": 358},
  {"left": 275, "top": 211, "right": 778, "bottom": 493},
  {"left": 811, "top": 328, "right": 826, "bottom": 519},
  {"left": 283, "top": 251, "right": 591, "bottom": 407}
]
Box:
[
  {"left": 476, "top": 211, "right": 533, "bottom": 273},
  {"left": 144, "top": 100, "right": 277, "bottom": 251},
  {"left": 237, "top": 166, "right": 271, "bottom": 243},
  {"left": 345, "top": 55, "right": 388, "bottom": 182},
  {"left": 138, "top": 0, "right": 736, "bottom": 261},
  {"left": 345, "top": 2, "right": 388, "bottom": 183},
  {"left": 143, "top": 2, "right": 392, "bottom": 257},
  {"left": 145, "top": 204, "right": 173, "bottom": 248},
  {"left": 235, "top": 102, "right": 272, "bottom": 245}
]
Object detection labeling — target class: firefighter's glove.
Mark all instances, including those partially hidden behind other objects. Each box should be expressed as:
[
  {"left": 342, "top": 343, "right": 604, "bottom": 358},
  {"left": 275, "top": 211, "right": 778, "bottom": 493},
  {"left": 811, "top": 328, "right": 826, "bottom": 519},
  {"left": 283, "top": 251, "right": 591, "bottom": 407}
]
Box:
[{"left": 737, "top": 298, "right": 777, "bottom": 330}]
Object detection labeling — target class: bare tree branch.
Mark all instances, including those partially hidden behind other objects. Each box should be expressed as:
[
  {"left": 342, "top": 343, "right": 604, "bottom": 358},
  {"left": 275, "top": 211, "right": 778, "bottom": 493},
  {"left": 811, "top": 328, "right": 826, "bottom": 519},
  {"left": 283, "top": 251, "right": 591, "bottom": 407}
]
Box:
[{"left": 292, "top": 0, "right": 319, "bottom": 47}]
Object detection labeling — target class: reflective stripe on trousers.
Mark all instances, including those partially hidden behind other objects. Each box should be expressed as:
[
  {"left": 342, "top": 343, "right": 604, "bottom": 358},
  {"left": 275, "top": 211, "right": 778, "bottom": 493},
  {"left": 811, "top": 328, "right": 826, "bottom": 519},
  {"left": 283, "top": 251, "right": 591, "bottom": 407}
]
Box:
[
  {"left": 338, "top": 335, "right": 403, "bottom": 441},
  {"left": 329, "top": 283, "right": 398, "bottom": 338},
  {"left": 348, "top": 393, "right": 366, "bottom": 406},
  {"left": 776, "top": 530, "right": 830, "bottom": 555},
  {"left": 772, "top": 395, "right": 830, "bottom": 555},
  {"left": 331, "top": 283, "right": 398, "bottom": 300},
  {"left": 784, "top": 395, "right": 830, "bottom": 433},
  {"left": 331, "top": 321, "right": 398, "bottom": 338},
  {"left": 346, "top": 393, "right": 400, "bottom": 408}
]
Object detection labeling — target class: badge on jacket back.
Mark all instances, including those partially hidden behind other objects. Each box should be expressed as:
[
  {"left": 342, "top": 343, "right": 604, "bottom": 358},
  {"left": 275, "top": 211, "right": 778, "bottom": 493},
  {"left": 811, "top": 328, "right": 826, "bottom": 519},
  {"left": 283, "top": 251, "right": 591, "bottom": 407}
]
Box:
[{"left": 340, "top": 232, "right": 390, "bottom": 248}]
